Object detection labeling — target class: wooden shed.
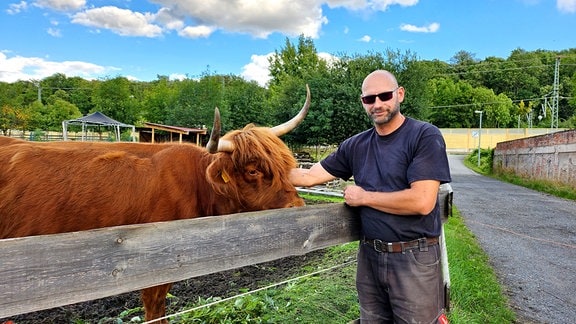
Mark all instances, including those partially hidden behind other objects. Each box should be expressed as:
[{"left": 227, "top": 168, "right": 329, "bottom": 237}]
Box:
[{"left": 138, "top": 123, "right": 207, "bottom": 145}]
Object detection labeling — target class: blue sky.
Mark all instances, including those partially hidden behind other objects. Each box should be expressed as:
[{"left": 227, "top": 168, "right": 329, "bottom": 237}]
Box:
[{"left": 1, "top": 0, "right": 575, "bottom": 87}]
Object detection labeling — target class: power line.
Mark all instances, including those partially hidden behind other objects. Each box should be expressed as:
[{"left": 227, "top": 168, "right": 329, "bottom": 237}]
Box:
[
  {"left": 426, "top": 95, "right": 574, "bottom": 110},
  {"left": 427, "top": 97, "right": 546, "bottom": 110},
  {"left": 429, "top": 53, "right": 576, "bottom": 75},
  {"left": 441, "top": 53, "right": 576, "bottom": 67},
  {"left": 437, "top": 64, "right": 553, "bottom": 76}
]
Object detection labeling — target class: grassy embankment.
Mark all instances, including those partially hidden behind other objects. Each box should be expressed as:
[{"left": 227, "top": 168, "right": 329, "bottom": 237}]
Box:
[{"left": 466, "top": 148, "right": 576, "bottom": 201}]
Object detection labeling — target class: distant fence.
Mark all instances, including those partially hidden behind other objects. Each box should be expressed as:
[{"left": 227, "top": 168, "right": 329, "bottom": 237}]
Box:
[{"left": 3, "top": 130, "right": 120, "bottom": 142}]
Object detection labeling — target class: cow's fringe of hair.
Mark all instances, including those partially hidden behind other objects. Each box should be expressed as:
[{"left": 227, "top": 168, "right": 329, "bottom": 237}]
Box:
[
  {"left": 206, "top": 125, "right": 298, "bottom": 207},
  {"left": 228, "top": 124, "right": 297, "bottom": 172}
]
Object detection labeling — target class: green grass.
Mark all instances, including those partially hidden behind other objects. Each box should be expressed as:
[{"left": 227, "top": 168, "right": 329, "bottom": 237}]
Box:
[
  {"left": 444, "top": 210, "right": 516, "bottom": 323},
  {"left": 298, "top": 192, "right": 344, "bottom": 203},
  {"left": 177, "top": 242, "right": 359, "bottom": 323},
  {"left": 493, "top": 171, "right": 576, "bottom": 200},
  {"left": 172, "top": 195, "right": 516, "bottom": 324}
]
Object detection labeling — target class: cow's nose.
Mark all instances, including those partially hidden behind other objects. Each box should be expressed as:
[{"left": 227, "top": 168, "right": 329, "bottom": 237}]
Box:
[{"left": 290, "top": 197, "right": 305, "bottom": 207}]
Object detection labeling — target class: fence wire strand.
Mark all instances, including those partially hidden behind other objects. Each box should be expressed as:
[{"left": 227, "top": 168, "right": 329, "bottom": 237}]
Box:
[{"left": 144, "top": 258, "right": 357, "bottom": 323}]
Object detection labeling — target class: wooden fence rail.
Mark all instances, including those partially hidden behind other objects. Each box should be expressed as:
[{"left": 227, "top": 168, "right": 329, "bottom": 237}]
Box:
[
  {"left": 0, "top": 204, "right": 360, "bottom": 318},
  {"left": 1, "top": 185, "right": 452, "bottom": 319}
]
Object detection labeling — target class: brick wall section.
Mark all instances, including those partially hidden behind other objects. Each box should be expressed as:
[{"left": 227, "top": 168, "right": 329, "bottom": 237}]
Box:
[{"left": 493, "top": 129, "right": 576, "bottom": 189}]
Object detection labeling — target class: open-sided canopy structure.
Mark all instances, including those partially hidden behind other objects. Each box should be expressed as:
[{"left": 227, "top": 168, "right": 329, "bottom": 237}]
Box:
[{"left": 62, "top": 112, "right": 136, "bottom": 141}]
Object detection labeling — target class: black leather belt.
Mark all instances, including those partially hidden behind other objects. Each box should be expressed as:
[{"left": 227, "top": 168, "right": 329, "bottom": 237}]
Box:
[{"left": 363, "top": 237, "right": 439, "bottom": 253}]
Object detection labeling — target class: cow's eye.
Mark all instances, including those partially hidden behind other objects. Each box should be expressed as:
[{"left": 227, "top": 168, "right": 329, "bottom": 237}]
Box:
[{"left": 248, "top": 169, "right": 259, "bottom": 176}]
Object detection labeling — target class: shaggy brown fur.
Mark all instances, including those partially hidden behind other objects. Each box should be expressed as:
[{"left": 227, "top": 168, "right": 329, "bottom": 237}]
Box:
[{"left": 0, "top": 132, "right": 304, "bottom": 322}]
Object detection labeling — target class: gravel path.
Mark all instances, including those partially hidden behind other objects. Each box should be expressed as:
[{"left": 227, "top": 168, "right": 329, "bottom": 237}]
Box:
[{"left": 448, "top": 155, "right": 576, "bottom": 324}]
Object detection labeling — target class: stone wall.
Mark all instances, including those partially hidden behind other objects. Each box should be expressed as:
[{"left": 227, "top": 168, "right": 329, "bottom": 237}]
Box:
[{"left": 493, "top": 129, "right": 576, "bottom": 189}]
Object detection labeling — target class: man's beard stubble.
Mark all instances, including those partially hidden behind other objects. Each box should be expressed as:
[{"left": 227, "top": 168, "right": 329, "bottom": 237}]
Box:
[{"left": 369, "top": 102, "right": 400, "bottom": 125}]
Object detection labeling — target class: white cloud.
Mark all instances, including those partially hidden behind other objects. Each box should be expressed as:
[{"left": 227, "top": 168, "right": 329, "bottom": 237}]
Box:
[
  {"left": 153, "top": 0, "right": 328, "bottom": 38},
  {"left": 359, "top": 35, "right": 372, "bottom": 42},
  {"left": 47, "top": 27, "right": 62, "bottom": 37},
  {"left": 169, "top": 73, "right": 187, "bottom": 81},
  {"left": 241, "top": 53, "right": 273, "bottom": 87},
  {"left": 325, "top": 0, "right": 419, "bottom": 11},
  {"left": 72, "top": 6, "right": 163, "bottom": 37},
  {"left": 6, "top": 1, "right": 28, "bottom": 14},
  {"left": 369, "top": 0, "right": 419, "bottom": 11},
  {"left": 318, "top": 52, "right": 340, "bottom": 67},
  {"left": 178, "top": 25, "right": 214, "bottom": 38},
  {"left": 34, "top": 0, "right": 86, "bottom": 11},
  {"left": 13, "top": 0, "right": 426, "bottom": 41},
  {"left": 241, "top": 51, "right": 339, "bottom": 87},
  {"left": 557, "top": 0, "right": 576, "bottom": 13},
  {"left": 0, "top": 52, "right": 118, "bottom": 82},
  {"left": 154, "top": 7, "right": 185, "bottom": 30},
  {"left": 400, "top": 22, "right": 440, "bottom": 33}
]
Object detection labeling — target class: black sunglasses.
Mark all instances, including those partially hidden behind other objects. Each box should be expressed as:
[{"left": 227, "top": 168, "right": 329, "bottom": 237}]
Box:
[{"left": 361, "top": 87, "right": 399, "bottom": 104}]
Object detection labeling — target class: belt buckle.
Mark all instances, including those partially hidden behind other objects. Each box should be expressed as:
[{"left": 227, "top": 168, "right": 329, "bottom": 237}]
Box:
[
  {"left": 418, "top": 238, "right": 428, "bottom": 252},
  {"left": 373, "top": 239, "right": 383, "bottom": 253},
  {"left": 371, "top": 239, "right": 396, "bottom": 253}
]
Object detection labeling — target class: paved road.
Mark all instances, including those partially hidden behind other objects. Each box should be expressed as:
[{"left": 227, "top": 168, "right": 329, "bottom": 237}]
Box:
[{"left": 448, "top": 155, "right": 576, "bottom": 323}]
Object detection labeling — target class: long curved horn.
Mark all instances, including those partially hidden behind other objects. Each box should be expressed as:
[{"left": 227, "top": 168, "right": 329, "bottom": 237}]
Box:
[
  {"left": 270, "top": 84, "right": 311, "bottom": 136},
  {"left": 206, "top": 107, "right": 234, "bottom": 154},
  {"left": 206, "top": 107, "right": 222, "bottom": 153},
  {"left": 207, "top": 107, "right": 235, "bottom": 153}
]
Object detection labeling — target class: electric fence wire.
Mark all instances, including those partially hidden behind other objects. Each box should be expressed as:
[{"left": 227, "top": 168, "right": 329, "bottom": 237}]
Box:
[{"left": 143, "top": 258, "right": 358, "bottom": 323}]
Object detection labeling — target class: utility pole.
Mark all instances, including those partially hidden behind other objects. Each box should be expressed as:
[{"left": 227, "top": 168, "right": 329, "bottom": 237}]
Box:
[
  {"left": 32, "top": 80, "right": 42, "bottom": 102},
  {"left": 550, "top": 56, "right": 560, "bottom": 129},
  {"left": 475, "top": 110, "right": 483, "bottom": 167},
  {"left": 540, "top": 56, "right": 561, "bottom": 129}
]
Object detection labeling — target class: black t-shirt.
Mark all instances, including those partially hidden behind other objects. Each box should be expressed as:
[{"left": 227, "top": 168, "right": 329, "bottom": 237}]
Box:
[{"left": 321, "top": 117, "right": 451, "bottom": 241}]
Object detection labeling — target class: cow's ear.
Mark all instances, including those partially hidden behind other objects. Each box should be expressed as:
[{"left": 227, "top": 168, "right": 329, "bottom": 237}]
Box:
[{"left": 206, "top": 157, "right": 233, "bottom": 187}]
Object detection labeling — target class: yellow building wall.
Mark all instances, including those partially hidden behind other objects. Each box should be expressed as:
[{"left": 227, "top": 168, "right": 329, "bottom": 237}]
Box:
[{"left": 440, "top": 128, "right": 566, "bottom": 153}]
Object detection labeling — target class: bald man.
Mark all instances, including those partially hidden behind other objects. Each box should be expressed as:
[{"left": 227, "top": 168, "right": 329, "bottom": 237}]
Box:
[{"left": 291, "top": 70, "right": 451, "bottom": 323}]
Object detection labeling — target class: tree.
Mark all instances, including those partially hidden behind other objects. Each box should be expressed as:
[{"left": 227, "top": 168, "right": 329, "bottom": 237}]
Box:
[
  {"left": 41, "top": 90, "right": 82, "bottom": 130},
  {"left": 267, "top": 35, "right": 331, "bottom": 146},
  {"left": 470, "top": 87, "right": 512, "bottom": 128},
  {"left": 223, "top": 77, "right": 270, "bottom": 130},
  {"left": 0, "top": 104, "right": 17, "bottom": 135},
  {"left": 449, "top": 50, "right": 479, "bottom": 83},
  {"left": 516, "top": 100, "right": 534, "bottom": 127},
  {"left": 428, "top": 78, "right": 472, "bottom": 128},
  {"left": 93, "top": 77, "right": 139, "bottom": 124},
  {"left": 141, "top": 75, "right": 177, "bottom": 124},
  {"left": 327, "top": 53, "right": 384, "bottom": 143},
  {"left": 396, "top": 57, "right": 439, "bottom": 120},
  {"left": 167, "top": 74, "right": 225, "bottom": 130}
]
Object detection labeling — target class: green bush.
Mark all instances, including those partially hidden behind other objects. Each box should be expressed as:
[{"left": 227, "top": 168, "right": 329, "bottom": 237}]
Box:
[{"left": 466, "top": 148, "right": 493, "bottom": 174}]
